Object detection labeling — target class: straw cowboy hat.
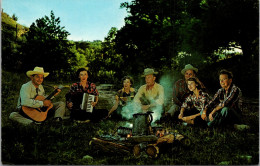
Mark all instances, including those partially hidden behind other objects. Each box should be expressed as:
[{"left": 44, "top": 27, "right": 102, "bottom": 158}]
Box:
[
  {"left": 26, "top": 67, "right": 49, "bottom": 77},
  {"left": 181, "top": 64, "right": 198, "bottom": 75},
  {"left": 141, "top": 68, "right": 158, "bottom": 77}
]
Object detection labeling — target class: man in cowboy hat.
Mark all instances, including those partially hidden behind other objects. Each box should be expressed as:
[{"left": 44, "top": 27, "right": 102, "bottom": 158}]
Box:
[
  {"left": 165, "top": 64, "right": 206, "bottom": 121},
  {"left": 9, "top": 66, "right": 66, "bottom": 125},
  {"left": 133, "top": 68, "right": 165, "bottom": 122}
]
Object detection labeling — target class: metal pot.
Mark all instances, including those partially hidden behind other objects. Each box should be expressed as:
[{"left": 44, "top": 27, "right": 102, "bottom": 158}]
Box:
[{"left": 132, "top": 111, "right": 153, "bottom": 136}]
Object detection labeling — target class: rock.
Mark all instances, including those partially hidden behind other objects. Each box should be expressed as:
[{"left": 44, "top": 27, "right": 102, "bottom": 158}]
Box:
[
  {"left": 238, "top": 155, "right": 252, "bottom": 163},
  {"left": 96, "top": 84, "right": 117, "bottom": 110},
  {"left": 234, "top": 124, "right": 250, "bottom": 131},
  {"left": 218, "top": 161, "right": 230, "bottom": 165},
  {"left": 82, "top": 155, "right": 93, "bottom": 162}
]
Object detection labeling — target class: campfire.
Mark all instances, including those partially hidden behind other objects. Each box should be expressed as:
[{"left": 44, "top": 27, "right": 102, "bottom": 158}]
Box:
[{"left": 89, "top": 112, "right": 191, "bottom": 158}]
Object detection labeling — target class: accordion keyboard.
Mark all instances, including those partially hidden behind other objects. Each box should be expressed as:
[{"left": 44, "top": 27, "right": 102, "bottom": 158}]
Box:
[{"left": 81, "top": 93, "right": 95, "bottom": 113}]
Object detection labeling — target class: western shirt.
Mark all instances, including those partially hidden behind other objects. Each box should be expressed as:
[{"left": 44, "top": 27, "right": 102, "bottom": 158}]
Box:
[
  {"left": 17, "top": 81, "right": 45, "bottom": 109},
  {"left": 173, "top": 78, "right": 206, "bottom": 106},
  {"left": 205, "top": 83, "right": 242, "bottom": 111},
  {"left": 134, "top": 82, "right": 164, "bottom": 106},
  {"left": 181, "top": 91, "right": 210, "bottom": 113},
  {"left": 65, "top": 82, "right": 99, "bottom": 110}
]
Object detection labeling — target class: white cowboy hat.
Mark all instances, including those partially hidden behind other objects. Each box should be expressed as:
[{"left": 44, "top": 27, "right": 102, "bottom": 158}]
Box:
[
  {"left": 181, "top": 64, "right": 198, "bottom": 75},
  {"left": 141, "top": 68, "right": 158, "bottom": 77},
  {"left": 26, "top": 67, "right": 49, "bottom": 77}
]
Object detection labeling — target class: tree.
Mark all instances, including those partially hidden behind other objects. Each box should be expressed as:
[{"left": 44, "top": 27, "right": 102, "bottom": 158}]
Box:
[
  {"left": 199, "top": 0, "right": 259, "bottom": 61},
  {"left": 177, "top": 0, "right": 259, "bottom": 63},
  {"left": 85, "top": 40, "right": 104, "bottom": 82},
  {"left": 101, "top": 27, "right": 124, "bottom": 82},
  {"left": 12, "top": 14, "right": 18, "bottom": 21},
  {"left": 115, "top": 0, "right": 185, "bottom": 74},
  {"left": 116, "top": 0, "right": 259, "bottom": 74},
  {"left": 21, "top": 11, "right": 77, "bottom": 78}
]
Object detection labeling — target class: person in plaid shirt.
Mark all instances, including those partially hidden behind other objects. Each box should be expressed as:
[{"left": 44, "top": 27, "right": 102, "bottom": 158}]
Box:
[
  {"left": 65, "top": 68, "right": 106, "bottom": 122},
  {"left": 178, "top": 77, "right": 209, "bottom": 126},
  {"left": 201, "top": 69, "right": 242, "bottom": 127},
  {"left": 166, "top": 64, "right": 206, "bottom": 120}
]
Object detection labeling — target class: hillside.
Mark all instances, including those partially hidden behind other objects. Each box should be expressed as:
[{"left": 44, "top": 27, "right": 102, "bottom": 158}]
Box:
[{"left": 1, "top": 11, "right": 29, "bottom": 39}]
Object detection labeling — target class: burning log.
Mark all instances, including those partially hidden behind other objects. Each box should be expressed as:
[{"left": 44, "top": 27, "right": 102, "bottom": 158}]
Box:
[
  {"left": 127, "top": 135, "right": 158, "bottom": 143},
  {"left": 144, "top": 133, "right": 191, "bottom": 158},
  {"left": 146, "top": 144, "right": 160, "bottom": 158},
  {"left": 133, "top": 143, "right": 160, "bottom": 158},
  {"left": 177, "top": 135, "right": 191, "bottom": 147},
  {"left": 131, "top": 132, "right": 191, "bottom": 158},
  {"left": 89, "top": 110, "right": 191, "bottom": 159},
  {"left": 155, "top": 128, "right": 191, "bottom": 147},
  {"left": 89, "top": 137, "right": 131, "bottom": 154},
  {"left": 133, "top": 144, "right": 142, "bottom": 157},
  {"left": 156, "top": 133, "right": 191, "bottom": 147},
  {"left": 132, "top": 143, "right": 148, "bottom": 158}
]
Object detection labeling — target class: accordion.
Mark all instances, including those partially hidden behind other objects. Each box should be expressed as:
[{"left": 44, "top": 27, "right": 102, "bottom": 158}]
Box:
[{"left": 80, "top": 93, "right": 95, "bottom": 113}]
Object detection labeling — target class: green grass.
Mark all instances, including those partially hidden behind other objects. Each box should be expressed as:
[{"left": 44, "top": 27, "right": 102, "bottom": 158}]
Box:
[{"left": 1, "top": 70, "right": 259, "bottom": 165}]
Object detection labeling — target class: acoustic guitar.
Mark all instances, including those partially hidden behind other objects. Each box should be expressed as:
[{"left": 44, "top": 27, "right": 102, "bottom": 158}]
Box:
[{"left": 22, "top": 85, "right": 63, "bottom": 122}]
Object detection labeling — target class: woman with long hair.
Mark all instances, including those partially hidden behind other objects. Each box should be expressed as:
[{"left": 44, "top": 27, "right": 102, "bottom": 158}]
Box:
[{"left": 178, "top": 77, "right": 209, "bottom": 126}]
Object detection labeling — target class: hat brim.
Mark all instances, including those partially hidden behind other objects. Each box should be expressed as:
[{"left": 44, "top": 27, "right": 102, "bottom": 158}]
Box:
[
  {"left": 181, "top": 67, "right": 198, "bottom": 75},
  {"left": 26, "top": 71, "right": 49, "bottom": 78},
  {"left": 141, "top": 72, "right": 158, "bottom": 77}
]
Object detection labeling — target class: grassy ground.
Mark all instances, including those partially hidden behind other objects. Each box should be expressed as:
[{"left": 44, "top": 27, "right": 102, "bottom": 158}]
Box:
[{"left": 1, "top": 71, "right": 259, "bottom": 165}]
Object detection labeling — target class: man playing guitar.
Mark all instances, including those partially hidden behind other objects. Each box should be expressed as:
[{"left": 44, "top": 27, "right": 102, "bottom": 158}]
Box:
[{"left": 9, "top": 67, "right": 65, "bottom": 125}]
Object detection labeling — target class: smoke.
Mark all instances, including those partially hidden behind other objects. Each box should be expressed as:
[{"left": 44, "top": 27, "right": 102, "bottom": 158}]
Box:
[
  {"left": 120, "top": 101, "right": 164, "bottom": 123},
  {"left": 124, "top": 122, "right": 133, "bottom": 128},
  {"left": 159, "top": 73, "right": 174, "bottom": 105},
  {"left": 121, "top": 102, "right": 142, "bottom": 120},
  {"left": 119, "top": 73, "right": 176, "bottom": 123},
  {"left": 150, "top": 105, "right": 164, "bottom": 124}
]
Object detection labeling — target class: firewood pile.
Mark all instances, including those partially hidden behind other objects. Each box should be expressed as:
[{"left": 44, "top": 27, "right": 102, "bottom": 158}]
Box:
[{"left": 89, "top": 126, "right": 191, "bottom": 158}]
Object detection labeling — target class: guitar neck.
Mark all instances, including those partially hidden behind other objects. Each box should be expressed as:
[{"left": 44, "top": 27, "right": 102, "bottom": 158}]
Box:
[
  {"left": 44, "top": 85, "right": 63, "bottom": 100},
  {"left": 45, "top": 89, "right": 58, "bottom": 100}
]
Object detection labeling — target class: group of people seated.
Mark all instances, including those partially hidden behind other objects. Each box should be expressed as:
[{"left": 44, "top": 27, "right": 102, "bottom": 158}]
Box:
[{"left": 9, "top": 64, "right": 247, "bottom": 129}]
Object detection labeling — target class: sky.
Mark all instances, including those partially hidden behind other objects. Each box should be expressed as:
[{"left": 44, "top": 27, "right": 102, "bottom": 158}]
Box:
[{"left": 2, "top": 0, "right": 131, "bottom": 41}]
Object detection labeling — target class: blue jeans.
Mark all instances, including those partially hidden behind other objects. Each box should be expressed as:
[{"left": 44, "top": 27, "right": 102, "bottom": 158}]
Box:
[{"left": 207, "top": 107, "right": 241, "bottom": 127}]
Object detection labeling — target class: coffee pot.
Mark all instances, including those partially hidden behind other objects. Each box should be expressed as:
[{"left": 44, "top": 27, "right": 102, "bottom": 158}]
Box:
[{"left": 132, "top": 111, "right": 153, "bottom": 136}]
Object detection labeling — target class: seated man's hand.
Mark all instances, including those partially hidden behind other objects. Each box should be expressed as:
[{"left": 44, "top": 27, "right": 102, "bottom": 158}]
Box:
[
  {"left": 43, "top": 100, "right": 52, "bottom": 107},
  {"left": 36, "top": 95, "right": 45, "bottom": 101},
  {"left": 178, "top": 113, "right": 183, "bottom": 119},
  {"left": 209, "top": 113, "right": 214, "bottom": 121},
  {"left": 121, "top": 97, "right": 128, "bottom": 102},
  {"left": 182, "top": 117, "right": 187, "bottom": 121},
  {"left": 105, "top": 111, "right": 112, "bottom": 119},
  {"left": 201, "top": 113, "right": 207, "bottom": 120},
  {"left": 66, "top": 101, "right": 73, "bottom": 109},
  {"left": 54, "top": 88, "right": 61, "bottom": 96},
  {"left": 141, "top": 105, "right": 150, "bottom": 111}
]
